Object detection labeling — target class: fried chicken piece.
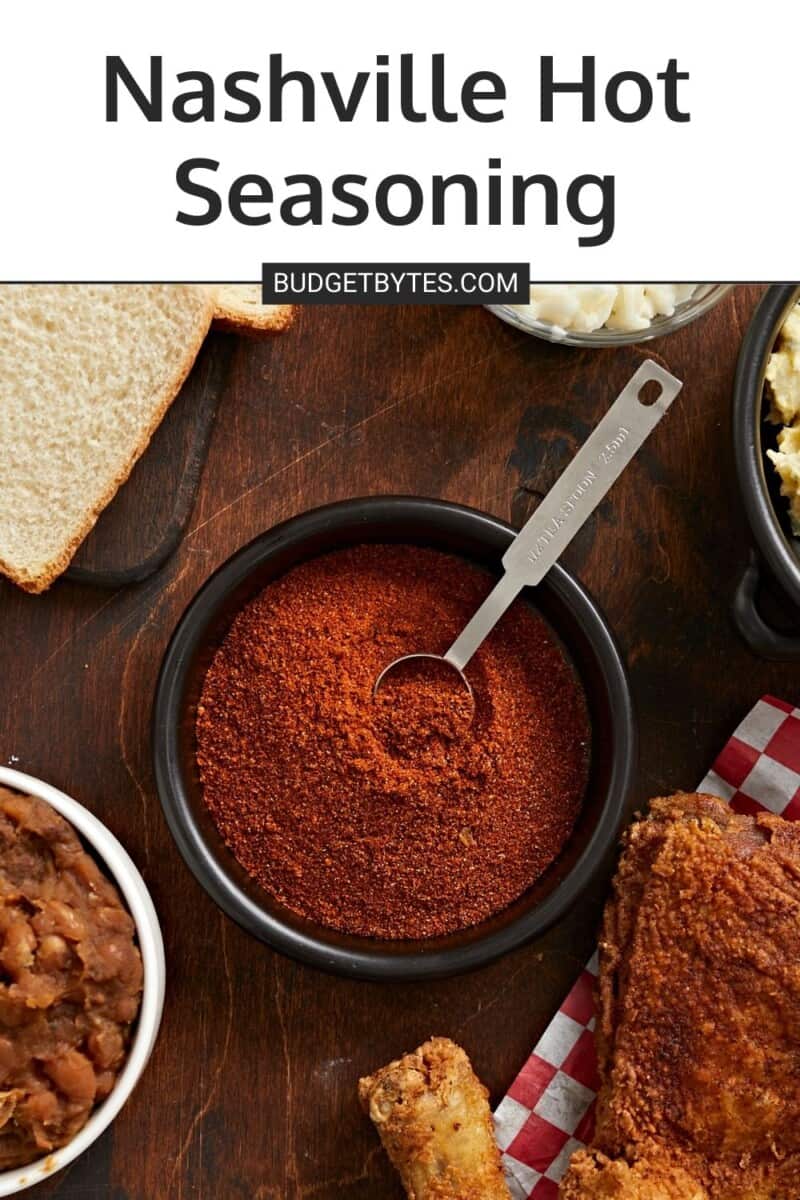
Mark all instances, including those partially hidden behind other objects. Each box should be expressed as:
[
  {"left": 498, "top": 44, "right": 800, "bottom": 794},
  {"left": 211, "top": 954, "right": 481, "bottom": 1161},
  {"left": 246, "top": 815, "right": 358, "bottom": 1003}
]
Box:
[
  {"left": 560, "top": 1149, "right": 707, "bottom": 1199},
  {"left": 561, "top": 793, "right": 800, "bottom": 1200},
  {"left": 359, "top": 1037, "right": 511, "bottom": 1199}
]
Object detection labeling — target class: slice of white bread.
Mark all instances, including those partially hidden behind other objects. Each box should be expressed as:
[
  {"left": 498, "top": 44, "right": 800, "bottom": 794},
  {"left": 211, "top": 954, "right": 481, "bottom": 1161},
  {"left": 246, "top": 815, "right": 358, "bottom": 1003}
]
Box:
[
  {"left": 211, "top": 285, "right": 295, "bottom": 336},
  {"left": 0, "top": 284, "right": 215, "bottom": 593}
]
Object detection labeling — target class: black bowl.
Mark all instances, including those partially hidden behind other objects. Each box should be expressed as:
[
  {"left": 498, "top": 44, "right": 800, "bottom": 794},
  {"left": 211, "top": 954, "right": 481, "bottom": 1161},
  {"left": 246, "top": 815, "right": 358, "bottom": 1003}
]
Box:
[
  {"left": 153, "top": 497, "right": 635, "bottom": 981},
  {"left": 733, "top": 285, "right": 800, "bottom": 659}
]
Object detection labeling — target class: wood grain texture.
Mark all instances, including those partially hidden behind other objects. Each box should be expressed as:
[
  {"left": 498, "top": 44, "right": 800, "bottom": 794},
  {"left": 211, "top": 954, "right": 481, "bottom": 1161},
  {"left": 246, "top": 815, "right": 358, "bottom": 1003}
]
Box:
[{"left": 2, "top": 290, "right": 796, "bottom": 1199}]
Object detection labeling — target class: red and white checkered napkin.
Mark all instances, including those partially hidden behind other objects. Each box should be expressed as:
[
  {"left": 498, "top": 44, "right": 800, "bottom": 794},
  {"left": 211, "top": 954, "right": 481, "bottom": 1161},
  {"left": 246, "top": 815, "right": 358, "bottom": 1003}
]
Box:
[{"left": 494, "top": 694, "right": 800, "bottom": 1199}]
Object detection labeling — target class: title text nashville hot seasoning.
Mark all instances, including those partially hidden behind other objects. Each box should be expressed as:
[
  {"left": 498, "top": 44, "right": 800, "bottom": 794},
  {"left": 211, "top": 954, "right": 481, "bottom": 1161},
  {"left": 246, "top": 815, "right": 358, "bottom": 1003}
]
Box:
[{"left": 196, "top": 545, "right": 590, "bottom": 940}]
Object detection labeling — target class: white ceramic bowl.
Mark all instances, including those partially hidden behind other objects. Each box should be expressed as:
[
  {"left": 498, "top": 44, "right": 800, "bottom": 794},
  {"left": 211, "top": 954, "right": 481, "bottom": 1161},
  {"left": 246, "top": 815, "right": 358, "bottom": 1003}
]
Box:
[{"left": 0, "top": 767, "right": 166, "bottom": 1196}]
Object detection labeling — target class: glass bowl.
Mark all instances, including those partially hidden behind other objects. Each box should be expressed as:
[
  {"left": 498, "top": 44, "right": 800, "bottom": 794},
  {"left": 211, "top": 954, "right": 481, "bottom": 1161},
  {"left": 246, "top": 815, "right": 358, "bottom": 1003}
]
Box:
[{"left": 488, "top": 284, "right": 733, "bottom": 347}]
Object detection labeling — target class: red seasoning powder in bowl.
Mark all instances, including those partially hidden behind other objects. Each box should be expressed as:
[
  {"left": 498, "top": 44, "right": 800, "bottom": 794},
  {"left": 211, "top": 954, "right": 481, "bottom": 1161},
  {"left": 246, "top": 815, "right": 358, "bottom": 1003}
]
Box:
[{"left": 196, "top": 545, "right": 590, "bottom": 940}]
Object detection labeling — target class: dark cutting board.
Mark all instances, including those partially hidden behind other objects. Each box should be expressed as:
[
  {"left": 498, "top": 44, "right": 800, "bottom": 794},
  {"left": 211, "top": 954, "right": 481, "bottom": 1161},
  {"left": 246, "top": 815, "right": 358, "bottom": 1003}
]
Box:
[{"left": 66, "top": 334, "right": 236, "bottom": 587}]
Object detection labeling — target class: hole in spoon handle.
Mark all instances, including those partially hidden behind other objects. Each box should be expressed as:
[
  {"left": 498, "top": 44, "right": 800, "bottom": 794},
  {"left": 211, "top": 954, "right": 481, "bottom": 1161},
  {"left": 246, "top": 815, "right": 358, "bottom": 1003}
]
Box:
[{"left": 630, "top": 359, "right": 684, "bottom": 409}]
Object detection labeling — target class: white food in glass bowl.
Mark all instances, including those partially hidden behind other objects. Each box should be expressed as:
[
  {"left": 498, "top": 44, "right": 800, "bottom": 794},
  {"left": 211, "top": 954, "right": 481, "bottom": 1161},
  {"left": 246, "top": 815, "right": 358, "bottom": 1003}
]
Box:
[{"left": 513, "top": 284, "right": 698, "bottom": 335}]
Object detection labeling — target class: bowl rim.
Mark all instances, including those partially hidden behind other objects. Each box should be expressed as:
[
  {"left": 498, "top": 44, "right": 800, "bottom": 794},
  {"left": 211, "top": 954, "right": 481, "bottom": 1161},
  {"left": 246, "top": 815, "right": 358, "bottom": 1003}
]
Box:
[
  {"left": 488, "top": 284, "right": 733, "bottom": 347},
  {"left": 732, "top": 283, "right": 800, "bottom": 610},
  {"left": 0, "top": 767, "right": 166, "bottom": 1197},
  {"left": 153, "top": 496, "right": 635, "bottom": 982}
]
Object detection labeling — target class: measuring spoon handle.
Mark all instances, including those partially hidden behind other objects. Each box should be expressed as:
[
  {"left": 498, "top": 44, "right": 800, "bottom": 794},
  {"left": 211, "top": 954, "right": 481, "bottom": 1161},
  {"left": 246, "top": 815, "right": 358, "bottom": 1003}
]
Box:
[{"left": 445, "top": 359, "right": 683, "bottom": 673}]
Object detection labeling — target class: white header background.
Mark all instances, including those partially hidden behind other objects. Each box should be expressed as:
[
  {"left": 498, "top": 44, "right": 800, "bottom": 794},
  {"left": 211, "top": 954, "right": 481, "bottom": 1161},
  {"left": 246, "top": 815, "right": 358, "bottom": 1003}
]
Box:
[{"left": 2, "top": 0, "right": 797, "bottom": 281}]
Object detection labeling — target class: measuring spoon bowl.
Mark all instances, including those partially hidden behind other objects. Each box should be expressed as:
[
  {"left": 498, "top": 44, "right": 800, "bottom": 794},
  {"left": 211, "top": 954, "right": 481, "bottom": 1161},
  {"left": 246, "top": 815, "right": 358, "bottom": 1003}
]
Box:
[{"left": 372, "top": 652, "right": 474, "bottom": 709}]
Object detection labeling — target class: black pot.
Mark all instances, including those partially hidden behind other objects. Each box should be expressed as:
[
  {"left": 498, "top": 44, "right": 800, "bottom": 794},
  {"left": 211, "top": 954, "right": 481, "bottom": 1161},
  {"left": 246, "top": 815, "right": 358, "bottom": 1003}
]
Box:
[
  {"left": 733, "top": 285, "right": 800, "bottom": 659},
  {"left": 153, "top": 497, "right": 635, "bottom": 981}
]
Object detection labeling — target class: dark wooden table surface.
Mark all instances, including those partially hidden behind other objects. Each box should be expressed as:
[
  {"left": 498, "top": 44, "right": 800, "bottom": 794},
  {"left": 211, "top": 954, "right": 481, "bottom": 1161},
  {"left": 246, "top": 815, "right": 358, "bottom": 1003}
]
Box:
[{"left": 3, "top": 288, "right": 797, "bottom": 1199}]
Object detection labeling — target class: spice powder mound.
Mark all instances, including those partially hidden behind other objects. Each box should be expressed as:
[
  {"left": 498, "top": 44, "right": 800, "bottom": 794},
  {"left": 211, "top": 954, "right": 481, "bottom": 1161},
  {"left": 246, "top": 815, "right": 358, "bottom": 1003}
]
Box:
[{"left": 196, "top": 544, "right": 591, "bottom": 940}]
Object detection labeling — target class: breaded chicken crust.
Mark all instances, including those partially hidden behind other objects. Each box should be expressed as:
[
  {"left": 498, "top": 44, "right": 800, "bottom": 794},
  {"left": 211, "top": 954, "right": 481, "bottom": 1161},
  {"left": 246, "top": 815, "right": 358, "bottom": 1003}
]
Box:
[{"left": 561, "top": 793, "right": 800, "bottom": 1199}]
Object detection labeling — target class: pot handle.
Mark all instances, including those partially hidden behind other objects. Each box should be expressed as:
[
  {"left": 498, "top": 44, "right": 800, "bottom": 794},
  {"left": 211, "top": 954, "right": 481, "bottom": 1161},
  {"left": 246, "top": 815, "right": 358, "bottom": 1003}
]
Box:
[{"left": 733, "top": 553, "right": 800, "bottom": 661}]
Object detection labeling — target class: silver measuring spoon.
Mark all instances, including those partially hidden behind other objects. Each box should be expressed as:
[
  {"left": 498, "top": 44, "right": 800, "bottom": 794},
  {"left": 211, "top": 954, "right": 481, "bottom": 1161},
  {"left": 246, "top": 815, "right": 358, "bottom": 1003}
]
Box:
[{"left": 374, "top": 359, "right": 683, "bottom": 700}]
